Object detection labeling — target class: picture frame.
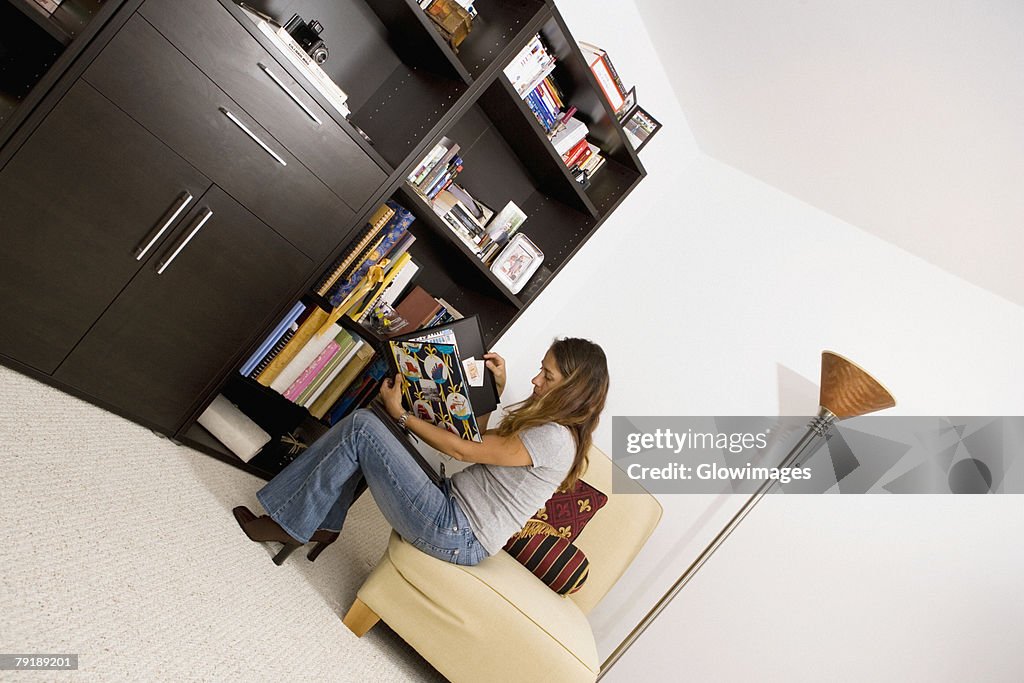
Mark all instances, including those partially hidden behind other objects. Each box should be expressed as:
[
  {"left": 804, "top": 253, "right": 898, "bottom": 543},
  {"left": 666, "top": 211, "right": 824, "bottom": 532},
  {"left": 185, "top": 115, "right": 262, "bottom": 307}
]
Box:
[
  {"left": 622, "top": 104, "right": 662, "bottom": 152},
  {"left": 489, "top": 233, "right": 544, "bottom": 294},
  {"left": 616, "top": 86, "right": 637, "bottom": 122}
]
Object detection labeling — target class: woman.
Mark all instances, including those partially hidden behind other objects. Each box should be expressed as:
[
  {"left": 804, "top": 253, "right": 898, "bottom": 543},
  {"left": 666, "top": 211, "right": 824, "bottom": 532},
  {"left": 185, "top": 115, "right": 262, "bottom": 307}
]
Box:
[{"left": 233, "top": 337, "right": 609, "bottom": 566}]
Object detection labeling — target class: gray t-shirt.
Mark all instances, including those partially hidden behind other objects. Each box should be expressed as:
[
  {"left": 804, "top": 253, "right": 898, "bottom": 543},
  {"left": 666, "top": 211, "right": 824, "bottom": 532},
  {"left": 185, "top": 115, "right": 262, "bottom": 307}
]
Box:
[{"left": 451, "top": 422, "right": 575, "bottom": 556}]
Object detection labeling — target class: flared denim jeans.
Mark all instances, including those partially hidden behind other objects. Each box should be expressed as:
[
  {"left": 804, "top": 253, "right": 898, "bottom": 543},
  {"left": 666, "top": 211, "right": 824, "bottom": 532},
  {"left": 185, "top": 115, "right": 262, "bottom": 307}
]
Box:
[{"left": 256, "top": 408, "right": 487, "bottom": 565}]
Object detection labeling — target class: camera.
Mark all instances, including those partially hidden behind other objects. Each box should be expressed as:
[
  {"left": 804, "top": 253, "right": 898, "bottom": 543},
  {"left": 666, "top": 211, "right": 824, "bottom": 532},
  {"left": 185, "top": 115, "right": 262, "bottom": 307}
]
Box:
[{"left": 283, "top": 14, "right": 329, "bottom": 65}]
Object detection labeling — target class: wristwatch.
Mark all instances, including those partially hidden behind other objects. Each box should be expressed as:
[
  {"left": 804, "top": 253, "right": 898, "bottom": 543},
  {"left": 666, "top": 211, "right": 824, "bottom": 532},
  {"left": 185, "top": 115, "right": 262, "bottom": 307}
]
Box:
[{"left": 397, "top": 411, "right": 413, "bottom": 429}]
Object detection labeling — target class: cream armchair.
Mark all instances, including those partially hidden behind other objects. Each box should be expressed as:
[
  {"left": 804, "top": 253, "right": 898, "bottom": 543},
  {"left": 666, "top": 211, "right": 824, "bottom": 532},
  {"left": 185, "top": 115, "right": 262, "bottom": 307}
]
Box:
[{"left": 342, "top": 446, "right": 662, "bottom": 682}]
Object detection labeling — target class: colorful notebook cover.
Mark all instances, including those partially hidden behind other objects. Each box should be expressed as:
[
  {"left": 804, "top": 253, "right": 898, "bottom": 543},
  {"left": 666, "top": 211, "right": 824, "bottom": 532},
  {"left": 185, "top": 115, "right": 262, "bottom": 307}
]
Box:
[{"left": 386, "top": 315, "right": 499, "bottom": 442}]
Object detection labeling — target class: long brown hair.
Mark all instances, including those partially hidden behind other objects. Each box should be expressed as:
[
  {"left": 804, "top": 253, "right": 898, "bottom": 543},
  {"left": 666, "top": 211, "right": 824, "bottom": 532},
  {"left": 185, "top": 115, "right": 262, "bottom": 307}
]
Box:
[{"left": 496, "top": 338, "right": 609, "bottom": 489}]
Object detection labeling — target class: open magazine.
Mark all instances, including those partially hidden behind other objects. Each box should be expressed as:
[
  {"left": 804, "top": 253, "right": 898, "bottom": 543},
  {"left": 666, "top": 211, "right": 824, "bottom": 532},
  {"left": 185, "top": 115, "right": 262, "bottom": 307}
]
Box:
[{"left": 387, "top": 315, "right": 499, "bottom": 442}]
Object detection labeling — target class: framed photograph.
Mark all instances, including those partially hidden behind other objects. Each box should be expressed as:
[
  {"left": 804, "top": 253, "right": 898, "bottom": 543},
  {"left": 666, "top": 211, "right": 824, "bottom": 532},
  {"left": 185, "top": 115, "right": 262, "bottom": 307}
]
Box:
[
  {"left": 616, "top": 87, "right": 637, "bottom": 122},
  {"left": 622, "top": 105, "right": 662, "bottom": 152},
  {"left": 490, "top": 233, "right": 544, "bottom": 294}
]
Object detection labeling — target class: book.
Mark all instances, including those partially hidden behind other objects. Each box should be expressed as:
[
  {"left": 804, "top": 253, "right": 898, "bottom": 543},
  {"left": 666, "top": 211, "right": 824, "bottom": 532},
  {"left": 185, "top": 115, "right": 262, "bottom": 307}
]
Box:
[
  {"left": 326, "top": 357, "right": 390, "bottom": 425},
  {"left": 550, "top": 116, "right": 589, "bottom": 156},
  {"left": 297, "top": 332, "right": 360, "bottom": 405},
  {"left": 326, "top": 200, "right": 415, "bottom": 307},
  {"left": 270, "top": 322, "right": 343, "bottom": 393},
  {"left": 504, "top": 35, "right": 557, "bottom": 97},
  {"left": 247, "top": 15, "right": 350, "bottom": 118},
  {"left": 239, "top": 301, "right": 306, "bottom": 376},
  {"left": 578, "top": 45, "right": 624, "bottom": 112},
  {"left": 315, "top": 204, "right": 395, "bottom": 296},
  {"left": 387, "top": 316, "right": 499, "bottom": 442},
  {"left": 358, "top": 259, "right": 420, "bottom": 325},
  {"left": 249, "top": 325, "right": 297, "bottom": 379},
  {"left": 381, "top": 285, "right": 442, "bottom": 337},
  {"left": 579, "top": 41, "right": 627, "bottom": 100},
  {"left": 348, "top": 251, "right": 414, "bottom": 321},
  {"left": 308, "top": 343, "right": 376, "bottom": 418},
  {"left": 561, "top": 138, "right": 591, "bottom": 167},
  {"left": 409, "top": 137, "right": 456, "bottom": 185},
  {"left": 415, "top": 145, "right": 461, "bottom": 192},
  {"left": 283, "top": 335, "right": 346, "bottom": 402},
  {"left": 256, "top": 307, "right": 329, "bottom": 386}
]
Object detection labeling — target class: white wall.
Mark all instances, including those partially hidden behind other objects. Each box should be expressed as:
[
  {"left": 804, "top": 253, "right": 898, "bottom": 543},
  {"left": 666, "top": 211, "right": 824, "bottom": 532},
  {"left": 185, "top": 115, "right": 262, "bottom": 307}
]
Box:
[
  {"left": 494, "top": 1, "right": 1024, "bottom": 679},
  {"left": 631, "top": 0, "right": 1024, "bottom": 308}
]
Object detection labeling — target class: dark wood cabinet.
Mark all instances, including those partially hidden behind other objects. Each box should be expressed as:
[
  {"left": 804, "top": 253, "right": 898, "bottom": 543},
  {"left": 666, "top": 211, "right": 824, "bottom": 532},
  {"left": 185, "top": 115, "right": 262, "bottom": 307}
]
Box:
[
  {"left": 0, "top": 80, "right": 211, "bottom": 374},
  {"left": 0, "top": 0, "right": 646, "bottom": 477},
  {"left": 138, "top": 0, "right": 387, "bottom": 211},
  {"left": 54, "top": 185, "right": 312, "bottom": 431},
  {"left": 83, "top": 14, "right": 354, "bottom": 261}
]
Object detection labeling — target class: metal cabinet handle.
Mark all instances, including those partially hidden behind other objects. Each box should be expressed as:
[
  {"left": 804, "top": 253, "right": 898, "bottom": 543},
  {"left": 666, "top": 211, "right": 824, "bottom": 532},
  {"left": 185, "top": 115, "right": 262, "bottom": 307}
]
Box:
[
  {"left": 258, "top": 62, "right": 322, "bottom": 125},
  {"left": 134, "top": 192, "right": 193, "bottom": 260},
  {"left": 156, "top": 209, "right": 214, "bottom": 275},
  {"left": 220, "top": 107, "right": 287, "bottom": 166}
]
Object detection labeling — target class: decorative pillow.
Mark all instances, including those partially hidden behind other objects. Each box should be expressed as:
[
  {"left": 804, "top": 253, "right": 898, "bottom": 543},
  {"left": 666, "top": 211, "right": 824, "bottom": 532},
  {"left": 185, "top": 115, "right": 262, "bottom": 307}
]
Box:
[
  {"left": 529, "top": 480, "right": 609, "bottom": 542},
  {"left": 503, "top": 522, "right": 590, "bottom": 595}
]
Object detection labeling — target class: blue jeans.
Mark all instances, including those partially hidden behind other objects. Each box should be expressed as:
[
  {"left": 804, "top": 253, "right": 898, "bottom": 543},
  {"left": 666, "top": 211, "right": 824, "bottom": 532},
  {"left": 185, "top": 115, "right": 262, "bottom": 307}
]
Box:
[{"left": 256, "top": 408, "right": 487, "bottom": 566}]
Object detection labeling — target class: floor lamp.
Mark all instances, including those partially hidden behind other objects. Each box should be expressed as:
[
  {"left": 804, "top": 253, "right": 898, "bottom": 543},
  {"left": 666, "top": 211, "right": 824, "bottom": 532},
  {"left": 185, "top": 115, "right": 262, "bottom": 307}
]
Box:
[{"left": 598, "top": 351, "right": 896, "bottom": 679}]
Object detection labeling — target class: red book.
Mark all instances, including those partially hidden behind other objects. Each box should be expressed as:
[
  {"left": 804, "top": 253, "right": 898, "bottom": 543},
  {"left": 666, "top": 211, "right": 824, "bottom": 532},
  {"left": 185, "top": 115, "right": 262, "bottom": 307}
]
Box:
[{"left": 561, "top": 138, "right": 590, "bottom": 165}]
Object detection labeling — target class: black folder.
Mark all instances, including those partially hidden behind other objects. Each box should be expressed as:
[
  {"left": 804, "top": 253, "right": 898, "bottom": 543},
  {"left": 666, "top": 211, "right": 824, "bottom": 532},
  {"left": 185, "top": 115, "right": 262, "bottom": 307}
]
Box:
[{"left": 384, "top": 314, "right": 500, "bottom": 418}]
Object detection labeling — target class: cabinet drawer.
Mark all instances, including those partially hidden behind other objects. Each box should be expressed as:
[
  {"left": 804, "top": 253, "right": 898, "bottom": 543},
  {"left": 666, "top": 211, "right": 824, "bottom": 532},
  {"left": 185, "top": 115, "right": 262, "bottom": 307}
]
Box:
[
  {"left": 139, "top": 0, "right": 386, "bottom": 212},
  {"left": 0, "top": 81, "right": 211, "bottom": 374},
  {"left": 83, "top": 15, "right": 352, "bottom": 262},
  {"left": 54, "top": 185, "right": 313, "bottom": 432}
]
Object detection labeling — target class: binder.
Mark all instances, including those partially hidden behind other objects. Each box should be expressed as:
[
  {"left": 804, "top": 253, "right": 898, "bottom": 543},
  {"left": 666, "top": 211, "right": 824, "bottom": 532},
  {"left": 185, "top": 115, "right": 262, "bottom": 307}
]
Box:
[{"left": 384, "top": 315, "right": 499, "bottom": 440}]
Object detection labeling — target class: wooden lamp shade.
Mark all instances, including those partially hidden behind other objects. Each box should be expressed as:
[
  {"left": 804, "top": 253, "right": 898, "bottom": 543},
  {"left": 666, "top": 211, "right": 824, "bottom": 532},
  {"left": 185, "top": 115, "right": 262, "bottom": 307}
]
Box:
[{"left": 819, "top": 351, "right": 896, "bottom": 418}]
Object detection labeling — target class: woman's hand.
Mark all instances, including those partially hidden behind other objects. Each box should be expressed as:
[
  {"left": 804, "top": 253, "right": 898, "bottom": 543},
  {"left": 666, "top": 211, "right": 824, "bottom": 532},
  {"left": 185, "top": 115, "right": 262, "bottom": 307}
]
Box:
[
  {"left": 379, "top": 373, "right": 406, "bottom": 420},
  {"left": 483, "top": 352, "right": 507, "bottom": 396}
]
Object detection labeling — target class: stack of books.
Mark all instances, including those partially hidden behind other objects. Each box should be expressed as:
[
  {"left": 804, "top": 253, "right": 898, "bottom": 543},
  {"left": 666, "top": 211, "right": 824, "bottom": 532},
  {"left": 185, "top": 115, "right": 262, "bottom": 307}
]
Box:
[
  {"left": 552, "top": 116, "right": 605, "bottom": 182},
  {"left": 322, "top": 284, "right": 463, "bottom": 425},
  {"left": 240, "top": 306, "right": 377, "bottom": 420},
  {"left": 504, "top": 34, "right": 557, "bottom": 99},
  {"left": 407, "top": 136, "right": 463, "bottom": 201},
  {"left": 505, "top": 34, "right": 605, "bottom": 184},
  {"left": 431, "top": 184, "right": 494, "bottom": 257},
  {"left": 316, "top": 200, "right": 417, "bottom": 309}
]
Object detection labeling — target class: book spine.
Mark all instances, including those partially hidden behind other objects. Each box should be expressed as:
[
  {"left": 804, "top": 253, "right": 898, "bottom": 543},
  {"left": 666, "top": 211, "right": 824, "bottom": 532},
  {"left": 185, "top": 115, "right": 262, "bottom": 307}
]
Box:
[
  {"left": 249, "top": 326, "right": 296, "bottom": 379},
  {"left": 240, "top": 301, "right": 306, "bottom": 376},
  {"left": 309, "top": 345, "right": 375, "bottom": 419},
  {"left": 303, "top": 340, "right": 364, "bottom": 407},
  {"left": 327, "top": 217, "right": 414, "bottom": 306},
  {"left": 283, "top": 341, "right": 340, "bottom": 401},
  {"left": 298, "top": 334, "right": 357, "bottom": 405}
]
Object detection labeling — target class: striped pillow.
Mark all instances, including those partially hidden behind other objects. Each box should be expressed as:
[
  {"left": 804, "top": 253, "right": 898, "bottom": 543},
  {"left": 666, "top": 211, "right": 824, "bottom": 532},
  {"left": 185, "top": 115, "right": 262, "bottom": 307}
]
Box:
[{"left": 503, "top": 522, "right": 589, "bottom": 595}]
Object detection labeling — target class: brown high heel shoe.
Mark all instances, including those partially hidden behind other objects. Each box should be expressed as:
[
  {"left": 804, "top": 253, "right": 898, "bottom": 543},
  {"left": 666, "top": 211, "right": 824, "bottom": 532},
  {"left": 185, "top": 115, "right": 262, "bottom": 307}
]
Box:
[{"left": 232, "top": 506, "right": 340, "bottom": 565}]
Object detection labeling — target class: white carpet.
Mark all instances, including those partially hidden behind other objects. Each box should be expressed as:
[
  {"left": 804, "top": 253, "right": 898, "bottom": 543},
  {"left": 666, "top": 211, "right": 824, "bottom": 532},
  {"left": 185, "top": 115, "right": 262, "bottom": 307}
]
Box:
[{"left": 0, "top": 365, "right": 445, "bottom": 682}]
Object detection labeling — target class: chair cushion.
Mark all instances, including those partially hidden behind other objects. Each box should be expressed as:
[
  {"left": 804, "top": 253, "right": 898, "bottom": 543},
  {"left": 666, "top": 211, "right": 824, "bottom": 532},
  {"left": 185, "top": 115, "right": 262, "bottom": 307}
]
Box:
[{"left": 504, "top": 523, "right": 590, "bottom": 595}]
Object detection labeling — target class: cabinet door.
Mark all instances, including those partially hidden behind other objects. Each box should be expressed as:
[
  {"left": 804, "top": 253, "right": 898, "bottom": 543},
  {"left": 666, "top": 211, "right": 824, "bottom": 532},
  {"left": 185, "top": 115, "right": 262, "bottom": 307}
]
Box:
[
  {"left": 83, "top": 15, "right": 354, "bottom": 262},
  {"left": 139, "top": 0, "right": 387, "bottom": 211},
  {"left": 0, "top": 81, "right": 211, "bottom": 374},
  {"left": 54, "top": 185, "right": 312, "bottom": 432}
]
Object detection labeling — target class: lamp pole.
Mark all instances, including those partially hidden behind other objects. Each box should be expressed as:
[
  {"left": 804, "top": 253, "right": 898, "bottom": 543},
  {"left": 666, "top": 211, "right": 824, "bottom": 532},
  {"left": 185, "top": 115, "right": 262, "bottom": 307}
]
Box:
[{"left": 598, "top": 352, "right": 895, "bottom": 680}]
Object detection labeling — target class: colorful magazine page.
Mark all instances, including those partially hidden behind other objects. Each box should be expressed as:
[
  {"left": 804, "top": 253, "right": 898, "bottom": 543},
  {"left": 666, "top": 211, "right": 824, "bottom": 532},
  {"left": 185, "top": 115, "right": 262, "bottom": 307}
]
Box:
[{"left": 390, "top": 339, "right": 481, "bottom": 442}]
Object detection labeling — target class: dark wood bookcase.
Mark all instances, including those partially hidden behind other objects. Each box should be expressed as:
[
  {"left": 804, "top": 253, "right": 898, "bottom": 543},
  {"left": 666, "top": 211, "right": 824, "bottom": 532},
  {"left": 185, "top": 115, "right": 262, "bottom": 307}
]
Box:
[{"left": 0, "top": 0, "right": 645, "bottom": 480}]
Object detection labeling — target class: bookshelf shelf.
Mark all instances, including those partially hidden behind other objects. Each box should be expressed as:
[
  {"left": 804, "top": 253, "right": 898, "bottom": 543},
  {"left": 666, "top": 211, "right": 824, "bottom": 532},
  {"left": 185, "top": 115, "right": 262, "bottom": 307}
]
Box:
[
  {"left": 452, "top": 0, "right": 547, "bottom": 80},
  {"left": 354, "top": 64, "right": 467, "bottom": 169},
  {"left": 397, "top": 184, "right": 524, "bottom": 307},
  {"left": 0, "top": 0, "right": 647, "bottom": 477}
]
